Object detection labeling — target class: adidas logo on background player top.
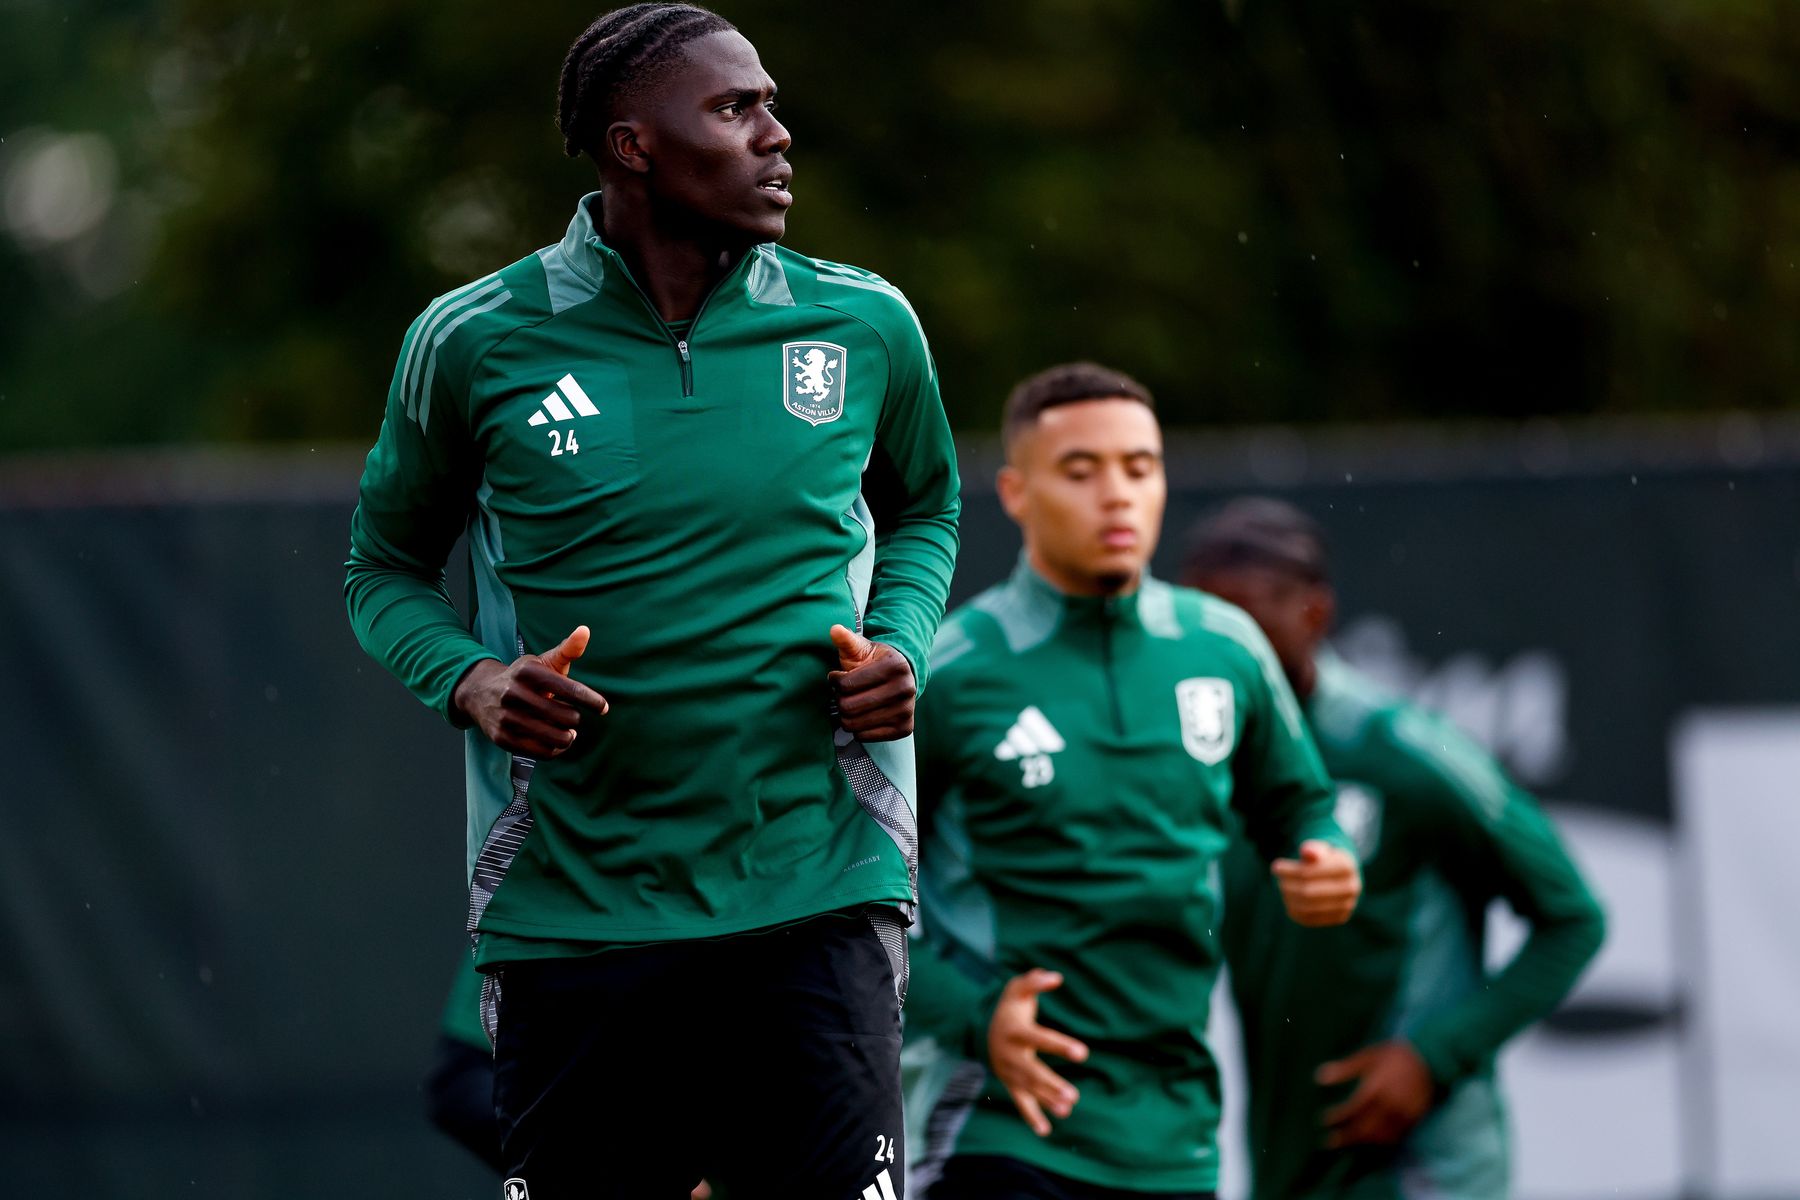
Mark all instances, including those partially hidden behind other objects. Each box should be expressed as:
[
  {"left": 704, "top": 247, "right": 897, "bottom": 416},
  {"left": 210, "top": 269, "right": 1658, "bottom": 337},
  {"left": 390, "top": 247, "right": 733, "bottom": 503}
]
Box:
[
  {"left": 525, "top": 374, "right": 599, "bottom": 427},
  {"left": 994, "top": 706, "right": 1065, "bottom": 789},
  {"left": 857, "top": 1168, "right": 900, "bottom": 1200}
]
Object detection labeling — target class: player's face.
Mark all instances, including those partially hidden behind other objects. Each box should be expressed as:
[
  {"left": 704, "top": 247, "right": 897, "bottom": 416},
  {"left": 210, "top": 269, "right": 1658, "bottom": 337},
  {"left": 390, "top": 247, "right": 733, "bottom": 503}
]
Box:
[
  {"left": 639, "top": 31, "right": 792, "bottom": 246},
  {"left": 1189, "top": 564, "right": 1330, "bottom": 686},
  {"left": 1000, "top": 398, "right": 1166, "bottom": 594}
]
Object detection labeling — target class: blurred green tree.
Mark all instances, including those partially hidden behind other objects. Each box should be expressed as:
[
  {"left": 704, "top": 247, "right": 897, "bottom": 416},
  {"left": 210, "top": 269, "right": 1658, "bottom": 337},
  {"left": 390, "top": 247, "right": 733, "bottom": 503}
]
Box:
[{"left": 2, "top": 0, "right": 1796, "bottom": 450}]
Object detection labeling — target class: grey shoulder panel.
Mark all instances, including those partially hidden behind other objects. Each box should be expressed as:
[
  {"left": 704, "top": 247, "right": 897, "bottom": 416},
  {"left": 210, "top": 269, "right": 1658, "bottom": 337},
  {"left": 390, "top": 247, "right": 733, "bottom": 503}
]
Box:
[
  {"left": 537, "top": 242, "right": 602, "bottom": 315},
  {"left": 747, "top": 243, "right": 795, "bottom": 306},
  {"left": 1137, "top": 577, "right": 1186, "bottom": 640},
  {"left": 968, "top": 577, "right": 1061, "bottom": 655},
  {"left": 401, "top": 274, "right": 515, "bottom": 432},
  {"left": 1308, "top": 657, "right": 1389, "bottom": 746}
]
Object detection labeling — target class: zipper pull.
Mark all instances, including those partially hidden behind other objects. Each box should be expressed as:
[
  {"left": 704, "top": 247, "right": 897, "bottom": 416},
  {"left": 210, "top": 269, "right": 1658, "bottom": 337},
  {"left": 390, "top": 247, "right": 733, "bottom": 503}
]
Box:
[{"left": 677, "top": 339, "right": 691, "bottom": 364}]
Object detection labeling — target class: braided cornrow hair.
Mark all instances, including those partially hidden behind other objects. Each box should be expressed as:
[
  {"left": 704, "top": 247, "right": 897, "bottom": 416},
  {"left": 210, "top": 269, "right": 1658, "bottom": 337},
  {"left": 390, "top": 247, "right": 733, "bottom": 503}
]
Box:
[{"left": 557, "top": 3, "right": 736, "bottom": 160}]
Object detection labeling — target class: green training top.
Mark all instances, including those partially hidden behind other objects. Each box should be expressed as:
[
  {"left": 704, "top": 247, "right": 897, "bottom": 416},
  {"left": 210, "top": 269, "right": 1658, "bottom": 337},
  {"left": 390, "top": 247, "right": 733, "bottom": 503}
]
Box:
[
  {"left": 346, "top": 193, "right": 960, "bottom": 964},
  {"left": 903, "top": 560, "right": 1349, "bottom": 1194},
  {"left": 1220, "top": 654, "right": 1605, "bottom": 1200}
]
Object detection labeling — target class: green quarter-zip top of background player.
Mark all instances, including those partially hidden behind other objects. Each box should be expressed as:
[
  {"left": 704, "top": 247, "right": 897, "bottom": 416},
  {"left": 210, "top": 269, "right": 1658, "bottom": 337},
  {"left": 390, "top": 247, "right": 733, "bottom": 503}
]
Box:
[
  {"left": 1186, "top": 497, "right": 1605, "bottom": 1200},
  {"left": 904, "top": 363, "right": 1360, "bottom": 1199}
]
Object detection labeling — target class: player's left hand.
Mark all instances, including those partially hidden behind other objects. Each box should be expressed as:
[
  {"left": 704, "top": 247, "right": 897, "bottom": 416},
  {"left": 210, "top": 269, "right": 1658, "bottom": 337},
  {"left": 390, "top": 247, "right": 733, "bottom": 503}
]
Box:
[
  {"left": 1317, "top": 1039, "right": 1435, "bottom": 1147},
  {"left": 1271, "top": 839, "right": 1362, "bottom": 926},
  {"left": 828, "top": 624, "right": 916, "bottom": 742}
]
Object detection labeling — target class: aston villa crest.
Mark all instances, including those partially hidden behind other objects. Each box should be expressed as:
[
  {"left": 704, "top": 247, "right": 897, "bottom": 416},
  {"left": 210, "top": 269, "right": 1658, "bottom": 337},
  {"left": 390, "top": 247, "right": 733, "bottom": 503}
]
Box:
[
  {"left": 783, "top": 340, "right": 847, "bottom": 425},
  {"left": 1175, "top": 677, "right": 1235, "bottom": 764},
  {"left": 1333, "top": 783, "right": 1384, "bottom": 861}
]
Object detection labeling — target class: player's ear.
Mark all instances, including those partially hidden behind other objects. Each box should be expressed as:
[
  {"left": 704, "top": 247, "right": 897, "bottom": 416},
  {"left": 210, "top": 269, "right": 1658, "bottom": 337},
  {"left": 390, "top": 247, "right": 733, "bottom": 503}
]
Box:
[
  {"left": 606, "top": 120, "right": 651, "bottom": 175},
  {"left": 1305, "top": 585, "right": 1336, "bottom": 642},
  {"left": 997, "top": 463, "right": 1028, "bottom": 524}
]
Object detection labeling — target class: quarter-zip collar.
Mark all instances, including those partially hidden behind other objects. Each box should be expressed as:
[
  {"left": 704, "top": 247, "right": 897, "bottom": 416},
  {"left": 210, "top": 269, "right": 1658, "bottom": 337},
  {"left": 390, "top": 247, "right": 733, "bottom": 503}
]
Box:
[
  {"left": 555, "top": 192, "right": 609, "bottom": 291},
  {"left": 1006, "top": 554, "right": 1149, "bottom": 634},
  {"left": 1004, "top": 555, "right": 1139, "bottom": 736},
  {"left": 558, "top": 192, "right": 761, "bottom": 396},
  {"left": 559, "top": 191, "right": 760, "bottom": 320}
]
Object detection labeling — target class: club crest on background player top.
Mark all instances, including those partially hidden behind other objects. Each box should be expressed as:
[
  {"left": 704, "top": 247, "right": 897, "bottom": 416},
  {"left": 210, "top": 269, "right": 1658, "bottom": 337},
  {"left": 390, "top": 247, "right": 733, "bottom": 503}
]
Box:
[
  {"left": 783, "top": 341, "right": 847, "bottom": 425},
  {"left": 1332, "top": 783, "right": 1384, "bottom": 861},
  {"left": 1176, "top": 677, "right": 1235, "bottom": 764}
]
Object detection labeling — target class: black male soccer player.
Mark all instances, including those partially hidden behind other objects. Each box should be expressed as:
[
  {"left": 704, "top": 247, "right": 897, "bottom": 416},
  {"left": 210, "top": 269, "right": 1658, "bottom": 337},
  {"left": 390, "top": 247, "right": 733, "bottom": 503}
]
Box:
[
  {"left": 903, "top": 365, "right": 1360, "bottom": 1199},
  {"left": 1185, "top": 497, "right": 1605, "bottom": 1200},
  {"left": 345, "top": 7, "right": 960, "bottom": 1195}
]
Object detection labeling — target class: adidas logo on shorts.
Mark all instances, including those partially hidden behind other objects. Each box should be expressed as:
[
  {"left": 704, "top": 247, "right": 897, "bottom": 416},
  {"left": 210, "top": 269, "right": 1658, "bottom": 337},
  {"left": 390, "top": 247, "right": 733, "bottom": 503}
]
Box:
[{"left": 857, "top": 1167, "right": 900, "bottom": 1200}]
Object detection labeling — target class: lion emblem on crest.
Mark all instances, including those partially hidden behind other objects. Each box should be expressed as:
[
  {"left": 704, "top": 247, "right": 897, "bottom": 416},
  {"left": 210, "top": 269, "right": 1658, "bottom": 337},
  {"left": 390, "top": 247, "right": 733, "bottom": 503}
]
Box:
[
  {"left": 781, "top": 341, "right": 848, "bottom": 425},
  {"left": 792, "top": 347, "right": 839, "bottom": 398}
]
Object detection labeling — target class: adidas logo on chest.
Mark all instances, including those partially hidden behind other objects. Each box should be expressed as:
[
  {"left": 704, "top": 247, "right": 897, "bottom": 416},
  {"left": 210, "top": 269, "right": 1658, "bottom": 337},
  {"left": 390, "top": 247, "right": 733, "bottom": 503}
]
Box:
[
  {"left": 994, "top": 706, "right": 1065, "bottom": 789},
  {"left": 525, "top": 373, "right": 599, "bottom": 427},
  {"left": 525, "top": 373, "right": 599, "bottom": 457}
]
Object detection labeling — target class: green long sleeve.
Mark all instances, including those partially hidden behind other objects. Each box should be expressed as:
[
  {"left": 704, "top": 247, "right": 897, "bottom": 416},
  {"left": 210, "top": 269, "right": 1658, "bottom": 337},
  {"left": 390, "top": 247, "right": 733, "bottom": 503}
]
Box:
[
  {"left": 824, "top": 273, "right": 959, "bottom": 691},
  {"left": 344, "top": 196, "right": 960, "bottom": 948},
  {"left": 344, "top": 302, "right": 498, "bottom": 722},
  {"left": 1392, "top": 710, "right": 1607, "bottom": 1085}
]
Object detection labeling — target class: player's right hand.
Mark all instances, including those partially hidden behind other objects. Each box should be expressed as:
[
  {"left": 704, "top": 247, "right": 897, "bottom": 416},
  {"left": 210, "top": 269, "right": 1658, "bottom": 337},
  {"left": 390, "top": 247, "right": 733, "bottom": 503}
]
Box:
[
  {"left": 451, "top": 625, "right": 609, "bottom": 758},
  {"left": 1272, "top": 839, "right": 1362, "bottom": 927},
  {"left": 987, "top": 968, "right": 1090, "bottom": 1137}
]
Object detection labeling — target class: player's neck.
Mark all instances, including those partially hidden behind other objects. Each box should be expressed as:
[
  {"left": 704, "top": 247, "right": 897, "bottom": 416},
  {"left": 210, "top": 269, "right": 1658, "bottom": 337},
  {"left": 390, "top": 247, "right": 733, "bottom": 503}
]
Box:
[
  {"left": 1027, "top": 547, "right": 1142, "bottom": 599},
  {"left": 601, "top": 191, "right": 750, "bottom": 325},
  {"left": 1288, "top": 654, "right": 1319, "bottom": 700}
]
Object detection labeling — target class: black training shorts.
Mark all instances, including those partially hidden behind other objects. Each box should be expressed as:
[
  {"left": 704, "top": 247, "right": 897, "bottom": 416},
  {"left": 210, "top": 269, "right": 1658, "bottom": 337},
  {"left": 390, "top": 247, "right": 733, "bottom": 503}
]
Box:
[{"left": 491, "top": 906, "right": 908, "bottom": 1200}]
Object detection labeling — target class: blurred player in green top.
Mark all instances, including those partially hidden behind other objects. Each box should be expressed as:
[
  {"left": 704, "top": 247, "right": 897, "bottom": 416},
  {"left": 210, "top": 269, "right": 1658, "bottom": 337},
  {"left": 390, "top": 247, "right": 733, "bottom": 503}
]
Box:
[
  {"left": 1184, "top": 497, "right": 1606, "bottom": 1200},
  {"left": 904, "top": 365, "right": 1361, "bottom": 1200}
]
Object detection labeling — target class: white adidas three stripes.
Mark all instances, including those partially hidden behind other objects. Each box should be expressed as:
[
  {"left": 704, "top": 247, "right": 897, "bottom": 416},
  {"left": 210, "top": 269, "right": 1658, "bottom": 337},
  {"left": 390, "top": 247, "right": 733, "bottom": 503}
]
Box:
[{"left": 526, "top": 374, "right": 600, "bottom": 427}]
